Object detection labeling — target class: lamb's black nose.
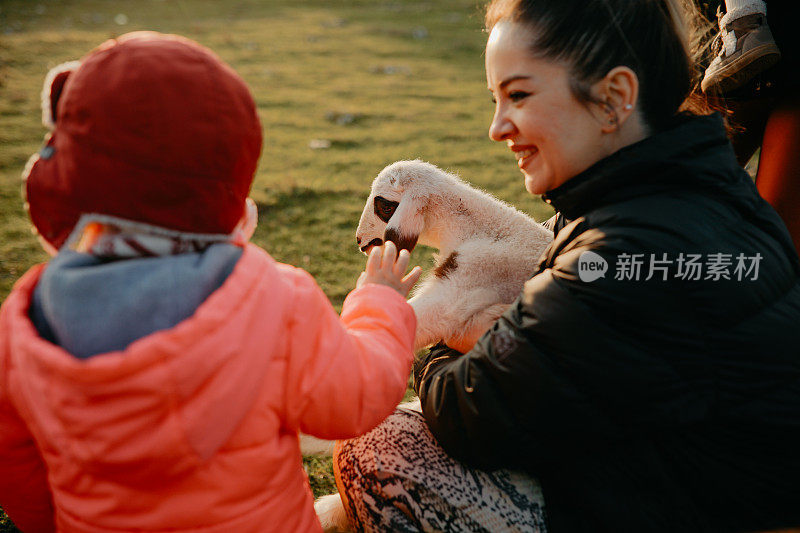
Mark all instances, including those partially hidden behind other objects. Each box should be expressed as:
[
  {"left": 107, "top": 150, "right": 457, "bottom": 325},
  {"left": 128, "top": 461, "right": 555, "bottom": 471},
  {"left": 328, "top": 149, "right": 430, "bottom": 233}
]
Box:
[{"left": 360, "top": 238, "right": 383, "bottom": 252}]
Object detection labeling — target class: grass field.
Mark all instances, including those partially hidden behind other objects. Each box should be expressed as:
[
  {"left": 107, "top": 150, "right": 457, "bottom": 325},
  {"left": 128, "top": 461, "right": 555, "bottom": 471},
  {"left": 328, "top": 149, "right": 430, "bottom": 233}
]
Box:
[{"left": 0, "top": 0, "right": 552, "bottom": 529}]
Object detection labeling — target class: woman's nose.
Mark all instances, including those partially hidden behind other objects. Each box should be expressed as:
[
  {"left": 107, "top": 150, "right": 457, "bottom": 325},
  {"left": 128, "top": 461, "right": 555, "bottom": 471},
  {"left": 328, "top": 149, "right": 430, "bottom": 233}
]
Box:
[{"left": 489, "top": 106, "right": 514, "bottom": 142}]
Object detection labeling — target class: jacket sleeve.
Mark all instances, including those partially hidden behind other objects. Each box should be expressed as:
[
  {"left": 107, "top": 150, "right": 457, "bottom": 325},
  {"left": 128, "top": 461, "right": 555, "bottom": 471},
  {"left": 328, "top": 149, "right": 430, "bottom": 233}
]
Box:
[
  {"left": 282, "top": 268, "right": 416, "bottom": 439},
  {"left": 0, "top": 381, "right": 55, "bottom": 532},
  {"left": 415, "top": 246, "right": 679, "bottom": 472}
]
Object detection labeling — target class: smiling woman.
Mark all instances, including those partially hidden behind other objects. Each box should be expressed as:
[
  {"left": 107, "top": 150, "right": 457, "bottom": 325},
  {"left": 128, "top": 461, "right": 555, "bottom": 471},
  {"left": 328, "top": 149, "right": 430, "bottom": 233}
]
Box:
[
  {"left": 331, "top": 0, "right": 800, "bottom": 532},
  {"left": 483, "top": 0, "right": 701, "bottom": 196},
  {"left": 485, "top": 22, "right": 648, "bottom": 194}
]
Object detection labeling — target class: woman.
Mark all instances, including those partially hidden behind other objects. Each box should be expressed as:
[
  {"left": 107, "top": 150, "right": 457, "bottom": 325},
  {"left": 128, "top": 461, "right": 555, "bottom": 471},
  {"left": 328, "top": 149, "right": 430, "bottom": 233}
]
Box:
[{"left": 334, "top": 0, "right": 800, "bottom": 531}]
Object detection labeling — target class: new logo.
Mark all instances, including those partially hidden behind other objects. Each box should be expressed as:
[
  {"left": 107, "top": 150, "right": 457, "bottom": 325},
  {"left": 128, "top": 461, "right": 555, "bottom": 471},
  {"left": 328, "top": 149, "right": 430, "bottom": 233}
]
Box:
[{"left": 578, "top": 251, "right": 608, "bottom": 282}]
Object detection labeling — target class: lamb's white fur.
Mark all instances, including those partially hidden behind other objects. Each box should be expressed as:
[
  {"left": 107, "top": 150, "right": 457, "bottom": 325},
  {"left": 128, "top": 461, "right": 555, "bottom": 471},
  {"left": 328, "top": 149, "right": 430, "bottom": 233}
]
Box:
[
  {"left": 311, "top": 161, "right": 553, "bottom": 532},
  {"left": 314, "top": 493, "right": 350, "bottom": 532},
  {"left": 356, "top": 159, "right": 553, "bottom": 351}
]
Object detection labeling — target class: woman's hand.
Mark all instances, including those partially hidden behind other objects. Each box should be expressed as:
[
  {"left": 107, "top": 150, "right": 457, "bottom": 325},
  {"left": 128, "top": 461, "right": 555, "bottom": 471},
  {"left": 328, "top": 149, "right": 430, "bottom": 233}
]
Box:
[{"left": 357, "top": 241, "right": 422, "bottom": 298}]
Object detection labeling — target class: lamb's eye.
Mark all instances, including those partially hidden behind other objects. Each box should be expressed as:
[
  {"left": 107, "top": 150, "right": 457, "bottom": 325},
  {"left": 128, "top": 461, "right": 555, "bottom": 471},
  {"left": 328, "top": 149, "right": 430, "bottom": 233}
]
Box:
[{"left": 374, "top": 196, "right": 399, "bottom": 223}]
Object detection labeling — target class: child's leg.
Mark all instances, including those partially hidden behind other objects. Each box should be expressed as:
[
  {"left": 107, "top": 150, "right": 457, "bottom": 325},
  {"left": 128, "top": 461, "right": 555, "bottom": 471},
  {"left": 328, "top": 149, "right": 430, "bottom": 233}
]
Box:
[
  {"left": 755, "top": 92, "right": 800, "bottom": 256},
  {"left": 333, "top": 405, "right": 547, "bottom": 532}
]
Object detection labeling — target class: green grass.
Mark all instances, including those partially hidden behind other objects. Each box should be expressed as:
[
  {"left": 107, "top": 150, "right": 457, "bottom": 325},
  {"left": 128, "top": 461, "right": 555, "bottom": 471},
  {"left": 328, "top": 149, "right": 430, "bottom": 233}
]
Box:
[{"left": 0, "top": 0, "right": 552, "bottom": 528}]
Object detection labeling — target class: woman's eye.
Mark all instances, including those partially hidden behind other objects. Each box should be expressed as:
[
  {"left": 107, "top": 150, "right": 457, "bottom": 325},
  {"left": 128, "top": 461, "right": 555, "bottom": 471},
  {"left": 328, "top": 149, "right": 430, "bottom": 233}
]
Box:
[{"left": 509, "top": 91, "right": 529, "bottom": 102}]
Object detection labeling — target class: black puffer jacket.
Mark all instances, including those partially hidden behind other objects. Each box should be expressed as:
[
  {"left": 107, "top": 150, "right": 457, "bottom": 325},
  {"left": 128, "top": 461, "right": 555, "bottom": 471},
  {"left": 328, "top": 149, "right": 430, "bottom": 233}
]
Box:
[{"left": 414, "top": 114, "right": 800, "bottom": 533}]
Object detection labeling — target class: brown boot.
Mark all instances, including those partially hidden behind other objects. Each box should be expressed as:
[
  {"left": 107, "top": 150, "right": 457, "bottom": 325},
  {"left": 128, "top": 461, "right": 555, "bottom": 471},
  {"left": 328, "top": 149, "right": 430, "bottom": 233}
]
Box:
[{"left": 701, "top": 6, "right": 781, "bottom": 94}]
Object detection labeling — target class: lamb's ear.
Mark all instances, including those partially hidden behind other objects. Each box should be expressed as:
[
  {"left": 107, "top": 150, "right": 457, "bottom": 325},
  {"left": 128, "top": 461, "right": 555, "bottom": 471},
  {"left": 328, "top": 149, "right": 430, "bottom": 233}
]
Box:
[
  {"left": 383, "top": 196, "right": 424, "bottom": 252},
  {"left": 41, "top": 61, "right": 80, "bottom": 130}
]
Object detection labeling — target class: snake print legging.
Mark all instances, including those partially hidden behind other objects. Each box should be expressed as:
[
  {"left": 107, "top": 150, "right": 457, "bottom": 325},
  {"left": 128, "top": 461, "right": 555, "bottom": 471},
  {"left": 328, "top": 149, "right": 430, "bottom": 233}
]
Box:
[{"left": 333, "top": 403, "right": 547, "bottom": 532}]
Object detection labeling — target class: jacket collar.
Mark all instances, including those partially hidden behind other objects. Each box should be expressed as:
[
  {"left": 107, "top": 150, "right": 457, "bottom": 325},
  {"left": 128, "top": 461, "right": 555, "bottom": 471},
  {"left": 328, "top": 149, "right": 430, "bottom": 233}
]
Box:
[{"left": 541, "top": 113, "right": 741, "bottom": 219}]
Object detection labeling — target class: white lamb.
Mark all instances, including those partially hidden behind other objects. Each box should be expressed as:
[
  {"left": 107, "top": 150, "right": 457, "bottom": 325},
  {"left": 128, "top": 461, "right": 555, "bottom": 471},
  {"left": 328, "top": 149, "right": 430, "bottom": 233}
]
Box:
[
  {"left": 309, "top": 160, "right": 554, "bottom": 532},
  {"left": 355, "top": 159, "right": 553, "bottom": 352}
]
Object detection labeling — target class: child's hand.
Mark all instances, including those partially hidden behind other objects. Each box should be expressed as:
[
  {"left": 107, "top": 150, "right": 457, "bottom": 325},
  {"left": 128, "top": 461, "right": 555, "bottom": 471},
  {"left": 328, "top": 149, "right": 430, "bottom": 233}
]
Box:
[{"left": 357, "top": 241, "right": 422, "bottom": 298}]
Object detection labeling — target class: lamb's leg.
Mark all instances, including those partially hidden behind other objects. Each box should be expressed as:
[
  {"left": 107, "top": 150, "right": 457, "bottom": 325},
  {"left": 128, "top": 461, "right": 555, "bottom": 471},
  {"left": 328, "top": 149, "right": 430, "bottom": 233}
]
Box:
[
  {"left": 410, "top": 284, "right": 510, "bottom": 352},
  {"left": 315, "top": 493, "right": 352, "bottom": 532},
  {"left": 408, "top": 290, "right": 459, "bottom": 351},
  {"left": 299, "top": 433, "right": 336, "bottom": 456},
  {"left": 444, "top": 302, "right": 510, "bottom": 353}
]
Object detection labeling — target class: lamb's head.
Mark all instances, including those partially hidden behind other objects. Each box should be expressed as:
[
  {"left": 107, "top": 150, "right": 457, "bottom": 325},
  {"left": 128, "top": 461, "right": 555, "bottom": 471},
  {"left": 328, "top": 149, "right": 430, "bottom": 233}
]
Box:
[{"left": 356, "top": 159, "right": 441, "bottom": 255}]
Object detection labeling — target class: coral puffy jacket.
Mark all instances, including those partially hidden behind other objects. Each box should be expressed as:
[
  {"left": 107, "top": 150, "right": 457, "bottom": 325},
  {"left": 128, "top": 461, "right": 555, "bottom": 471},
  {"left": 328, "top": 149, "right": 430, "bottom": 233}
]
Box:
[{"left": 0, "top": 244, "right": 416, "bottom": 532}]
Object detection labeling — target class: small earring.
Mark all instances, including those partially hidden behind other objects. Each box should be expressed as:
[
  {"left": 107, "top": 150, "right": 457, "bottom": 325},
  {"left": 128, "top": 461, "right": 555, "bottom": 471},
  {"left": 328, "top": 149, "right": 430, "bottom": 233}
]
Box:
[{"left": 624, "top": 104, "right": 633, "bottom": 110}]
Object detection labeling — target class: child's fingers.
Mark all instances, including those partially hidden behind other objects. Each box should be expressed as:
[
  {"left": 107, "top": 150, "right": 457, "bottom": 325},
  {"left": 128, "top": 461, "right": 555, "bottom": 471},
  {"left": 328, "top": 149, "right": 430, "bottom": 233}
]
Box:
[
  {"left": 382, "top": 241, "right": 398, "bottom": 271},
  {"left": 365, "top": 245, "right": 382, "bottom": 274},
  {"left": 393, "top": 249, "right": 411, "bottom": 277},
  {"left": 400, "top": 266, "right": 423, "bottom": 294}
]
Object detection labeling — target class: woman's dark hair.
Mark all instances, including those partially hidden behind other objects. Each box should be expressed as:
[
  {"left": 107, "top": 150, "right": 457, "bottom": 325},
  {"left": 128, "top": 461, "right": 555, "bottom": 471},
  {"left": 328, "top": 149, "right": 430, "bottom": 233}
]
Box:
[{"left": 485, "top": 0, "right": 709, "bottom": 132}]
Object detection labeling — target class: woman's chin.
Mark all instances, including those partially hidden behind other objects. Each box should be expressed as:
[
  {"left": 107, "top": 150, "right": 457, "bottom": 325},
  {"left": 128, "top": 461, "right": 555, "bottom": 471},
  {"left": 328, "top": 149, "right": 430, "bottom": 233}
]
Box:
[{"left": 524, "top": 173, "right": 547, "bottom": 196}]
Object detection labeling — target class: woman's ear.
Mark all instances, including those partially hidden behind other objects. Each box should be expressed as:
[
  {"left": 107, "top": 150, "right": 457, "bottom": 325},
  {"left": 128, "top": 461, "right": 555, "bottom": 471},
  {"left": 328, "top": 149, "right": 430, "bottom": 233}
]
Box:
[
  {"left": 595, "top": 66, "right": 639, "bottom": 133},
  {"left": 41, "top": 61, "right": 80, "bottom": 130}
]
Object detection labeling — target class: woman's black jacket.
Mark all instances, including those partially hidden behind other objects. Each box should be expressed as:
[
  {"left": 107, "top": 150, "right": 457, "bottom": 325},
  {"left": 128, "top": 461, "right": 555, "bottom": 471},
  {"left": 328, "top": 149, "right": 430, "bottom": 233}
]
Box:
[{"left": 414, "top": 113, "right": 800, "bottom": 533}]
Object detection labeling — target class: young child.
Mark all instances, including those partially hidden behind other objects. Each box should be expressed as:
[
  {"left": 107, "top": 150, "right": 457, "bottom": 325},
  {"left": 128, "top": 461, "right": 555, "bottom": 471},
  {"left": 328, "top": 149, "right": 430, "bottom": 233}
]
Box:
[{"left": 0, "top": 32, "right": 420, "bottom": 532}]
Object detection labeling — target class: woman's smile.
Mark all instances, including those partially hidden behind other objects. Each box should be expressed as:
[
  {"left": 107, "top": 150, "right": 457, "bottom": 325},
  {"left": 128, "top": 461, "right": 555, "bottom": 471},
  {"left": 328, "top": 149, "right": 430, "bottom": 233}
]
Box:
[{"left": 510, "top": 144, "right": 538, "bottom": 170}]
